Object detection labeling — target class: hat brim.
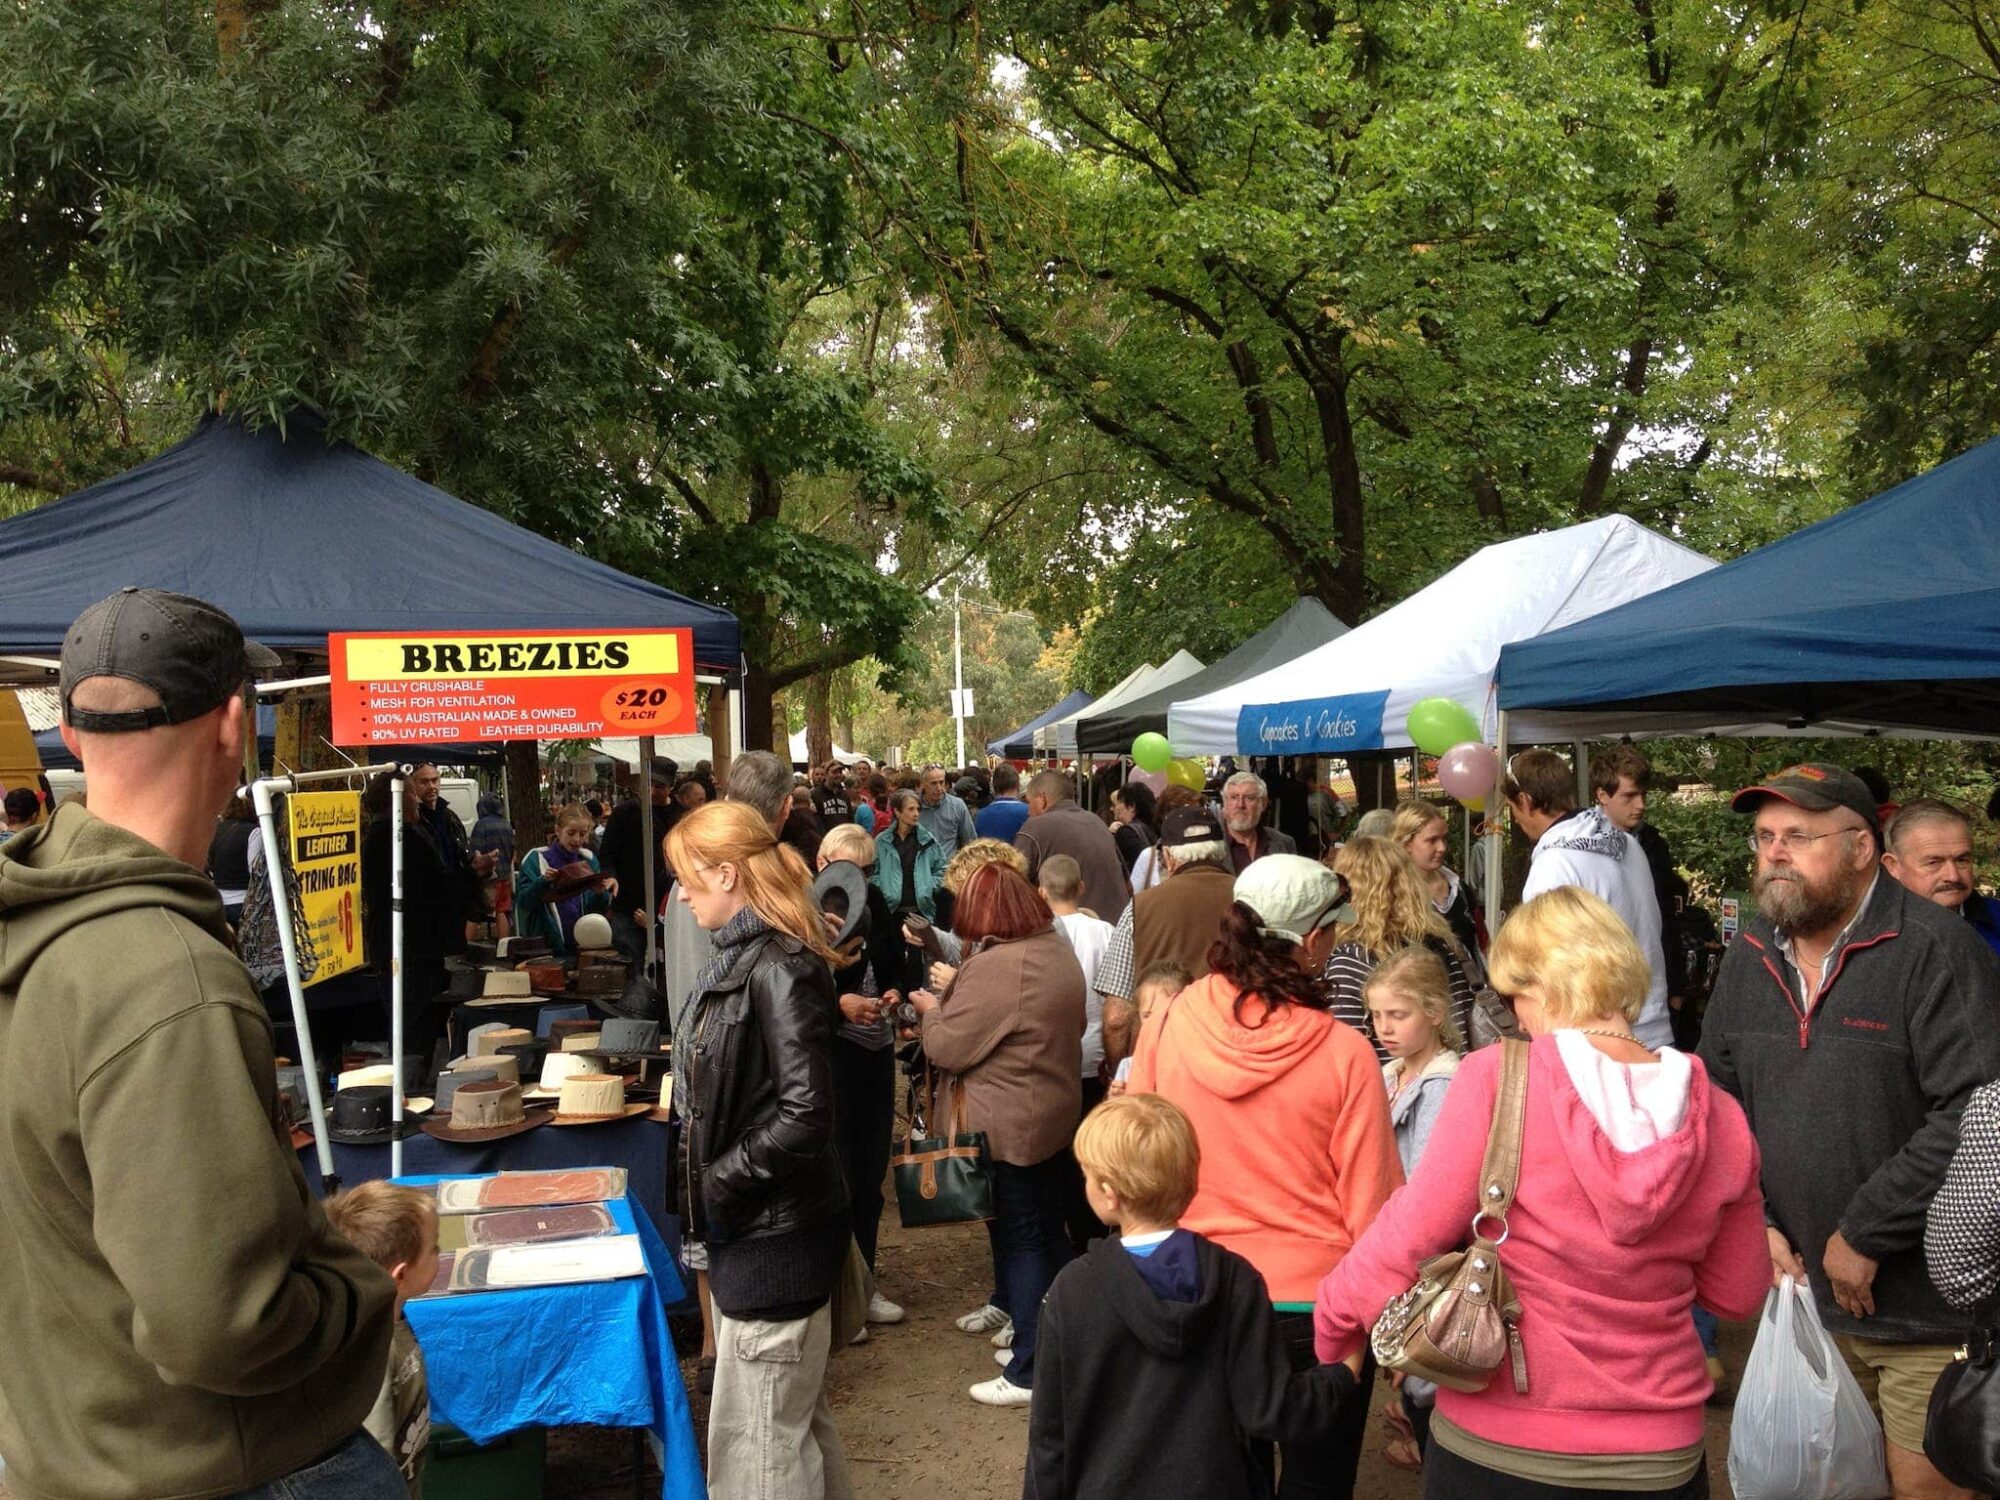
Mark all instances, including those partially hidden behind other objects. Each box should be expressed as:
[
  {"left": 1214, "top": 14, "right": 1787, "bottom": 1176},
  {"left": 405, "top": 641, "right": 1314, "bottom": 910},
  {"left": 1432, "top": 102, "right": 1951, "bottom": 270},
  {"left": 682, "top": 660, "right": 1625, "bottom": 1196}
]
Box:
[
  {"left": 461, "top": 994, "right": 543, "bottom": 1008},
  {"left": 548, "top": 1102, "right": 653, "bottom": 1127},
  {"left": 1731, "top": 782, "right": 1880, "bottom": 830},
  {"left": 245, "top": 640, "right": 280, "bottom": 680},
  {"left": 421, "top": 1109, "right": 553, "bottom": 1144},
  {"left": 812, "top": 863, "right": 871, "bottom": 950},
  {"left": 572, "top": 1046, "right": 670, "bottom": 1062},
  {"left": 327, "top": 1117, "right": 427, "bottom": 1144}
]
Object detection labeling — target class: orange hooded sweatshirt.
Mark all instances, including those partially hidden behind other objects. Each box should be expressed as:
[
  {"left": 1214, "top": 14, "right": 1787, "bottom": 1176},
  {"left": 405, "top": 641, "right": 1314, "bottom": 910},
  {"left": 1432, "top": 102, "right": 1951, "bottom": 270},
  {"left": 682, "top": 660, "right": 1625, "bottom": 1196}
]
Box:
[{"left": 1127, "top": 971, "right": 1403, "bottom": 1303}]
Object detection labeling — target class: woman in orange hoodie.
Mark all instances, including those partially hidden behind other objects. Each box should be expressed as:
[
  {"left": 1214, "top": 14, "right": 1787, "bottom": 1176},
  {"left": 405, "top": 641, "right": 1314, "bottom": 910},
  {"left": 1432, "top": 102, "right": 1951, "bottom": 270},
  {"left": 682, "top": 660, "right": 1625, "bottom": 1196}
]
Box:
[{"left": 1128, "top": 853, "right": 1401, "bottom": 1500}]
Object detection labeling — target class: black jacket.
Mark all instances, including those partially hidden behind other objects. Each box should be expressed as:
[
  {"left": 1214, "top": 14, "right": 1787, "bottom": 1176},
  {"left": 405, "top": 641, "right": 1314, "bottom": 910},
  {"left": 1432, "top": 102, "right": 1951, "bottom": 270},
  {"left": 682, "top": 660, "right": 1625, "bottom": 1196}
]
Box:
[
  {"left": 1025, "top": 1234, "right": 1354, "bottom": 1500},
  {"left": 683, "top": 928, "right": 848, "bottom": 1249},
  {"left": 1701, "top": 874, "right": 2000, "bottom": 1342},
  {"left": 833, "top": 883, "right": 906, "bottom": 1001},
  {"left": 361, "top": 816, "right": 478, "bottom": 964},
  {"left": 599, "top": 798, "right": 667, "bottom": 916}
]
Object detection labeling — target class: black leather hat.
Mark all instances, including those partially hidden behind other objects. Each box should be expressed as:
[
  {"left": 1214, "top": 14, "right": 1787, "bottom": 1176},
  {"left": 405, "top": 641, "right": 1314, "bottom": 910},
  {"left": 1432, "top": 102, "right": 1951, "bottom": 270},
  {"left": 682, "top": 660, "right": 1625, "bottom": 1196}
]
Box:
[
  {"left": 326, "top": 1086, "right": 424, "bottom": 1144},
  {"left": 813, "top": 861, "right": 872, "bottom": 951}
]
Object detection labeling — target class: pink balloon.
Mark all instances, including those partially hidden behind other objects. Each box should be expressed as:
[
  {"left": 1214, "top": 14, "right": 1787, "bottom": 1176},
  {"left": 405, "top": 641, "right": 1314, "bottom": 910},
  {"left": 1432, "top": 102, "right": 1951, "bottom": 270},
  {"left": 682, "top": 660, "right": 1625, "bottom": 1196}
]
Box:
[
  {"left": 1128, "top": 768, "right": 1168, "bottom": 796},
  {"left": 1436, "top": 742, "right": 1499, "bottom": 803}
]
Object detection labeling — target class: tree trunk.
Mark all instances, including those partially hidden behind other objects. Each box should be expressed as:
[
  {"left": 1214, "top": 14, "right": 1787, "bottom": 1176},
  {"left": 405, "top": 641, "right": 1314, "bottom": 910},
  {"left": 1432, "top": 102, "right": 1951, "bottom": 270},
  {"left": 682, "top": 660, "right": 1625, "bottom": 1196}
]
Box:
[
  {"left": 505, "top": 741, "right": 547, "bottom": 853},
  {"left": 706, "top": 682, "right": 734, "bottom": 783},
  {"left": 742, "top": 658, "right": 776, "bottom": 762},
  {"left": 1343, "top": 750, "right": 1399, "bottom": 814},
  {"left": 804, "top": 674, "right": 833, "bottom": 768},
  {"left": 272, "top": 695, "right": 342, "bottom": 773}
]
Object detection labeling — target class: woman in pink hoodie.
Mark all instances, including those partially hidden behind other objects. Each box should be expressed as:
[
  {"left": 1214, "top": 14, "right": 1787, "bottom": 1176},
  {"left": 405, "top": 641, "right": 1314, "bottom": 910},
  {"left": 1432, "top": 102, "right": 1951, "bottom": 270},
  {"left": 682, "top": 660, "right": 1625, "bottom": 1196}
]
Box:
[
  {"left": 1315, "top": 887, "right": 1769, "bottom": 1498},
  {"left": 1128, "top": 855, "right": 1401, "bottom": 1500}
]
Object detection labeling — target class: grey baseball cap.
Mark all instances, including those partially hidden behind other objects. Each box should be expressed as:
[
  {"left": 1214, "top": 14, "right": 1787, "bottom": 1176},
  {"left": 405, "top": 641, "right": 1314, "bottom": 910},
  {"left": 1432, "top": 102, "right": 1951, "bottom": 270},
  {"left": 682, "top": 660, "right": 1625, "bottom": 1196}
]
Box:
[{"left": 61, "top": 588, "right": 277, "bottom": 733}]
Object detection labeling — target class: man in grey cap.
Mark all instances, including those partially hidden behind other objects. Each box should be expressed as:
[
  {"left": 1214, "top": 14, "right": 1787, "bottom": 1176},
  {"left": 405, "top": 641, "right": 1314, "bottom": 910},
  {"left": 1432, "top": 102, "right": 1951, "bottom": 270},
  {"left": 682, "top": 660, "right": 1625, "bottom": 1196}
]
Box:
[
  {"left": 1701, "top": 762, "right": 2000, "bottom": 1499},
  {"left": 0, "top": 589, "right": 399, "bottom": 1498},
  {"left": 1095, "top": 804, "right": 1239, "bottom": 1069}
]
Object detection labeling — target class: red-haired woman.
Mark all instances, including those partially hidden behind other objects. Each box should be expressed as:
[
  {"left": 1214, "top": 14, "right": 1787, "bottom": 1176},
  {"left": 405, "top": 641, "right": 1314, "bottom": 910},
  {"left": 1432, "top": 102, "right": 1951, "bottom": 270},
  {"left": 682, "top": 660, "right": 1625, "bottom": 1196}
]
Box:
[
  {"left": 1128, "top": 854, "right": 1402, "bottom": 1500},
  {"left": 913, "top": 862, "right": 1087, "bottom": 1408}
]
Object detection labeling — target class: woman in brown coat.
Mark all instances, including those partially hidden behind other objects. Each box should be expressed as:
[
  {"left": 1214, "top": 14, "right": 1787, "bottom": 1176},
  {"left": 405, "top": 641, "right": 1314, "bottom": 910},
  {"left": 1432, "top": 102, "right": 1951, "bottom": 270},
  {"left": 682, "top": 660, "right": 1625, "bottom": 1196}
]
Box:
[{"left": 914, "top": 862, "right": 1087, "bottom": 1408}]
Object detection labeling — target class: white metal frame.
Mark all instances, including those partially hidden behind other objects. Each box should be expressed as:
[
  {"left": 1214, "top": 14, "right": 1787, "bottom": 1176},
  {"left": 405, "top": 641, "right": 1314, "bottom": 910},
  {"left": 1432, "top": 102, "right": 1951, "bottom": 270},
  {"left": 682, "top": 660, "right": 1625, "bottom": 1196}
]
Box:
[{"left": 253, "top": 763, "right": 407, "bottom": 1187}]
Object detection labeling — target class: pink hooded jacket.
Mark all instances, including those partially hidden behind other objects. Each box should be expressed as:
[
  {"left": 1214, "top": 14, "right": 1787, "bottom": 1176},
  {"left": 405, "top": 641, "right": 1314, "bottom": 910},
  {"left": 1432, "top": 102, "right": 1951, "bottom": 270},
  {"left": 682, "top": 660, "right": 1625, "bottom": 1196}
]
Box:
[{"left": 1315, "top": 1034, "right": 1768, "bottom": 1455}]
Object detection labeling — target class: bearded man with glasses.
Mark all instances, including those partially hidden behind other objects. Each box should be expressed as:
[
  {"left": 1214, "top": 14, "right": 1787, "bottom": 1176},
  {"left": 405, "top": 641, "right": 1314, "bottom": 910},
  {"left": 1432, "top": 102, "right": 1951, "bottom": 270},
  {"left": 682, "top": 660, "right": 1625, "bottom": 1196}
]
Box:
[{"left": 1701, "top": 763, "right": 2000, "bottom": 1500}]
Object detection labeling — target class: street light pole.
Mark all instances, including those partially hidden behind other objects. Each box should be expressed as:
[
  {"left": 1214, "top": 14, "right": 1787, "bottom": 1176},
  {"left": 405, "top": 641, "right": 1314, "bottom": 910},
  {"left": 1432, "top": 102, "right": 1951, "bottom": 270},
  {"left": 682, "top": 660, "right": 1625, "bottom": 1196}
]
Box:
[{"left": 952, "top": 585, "right": 966, "bottom": 768}]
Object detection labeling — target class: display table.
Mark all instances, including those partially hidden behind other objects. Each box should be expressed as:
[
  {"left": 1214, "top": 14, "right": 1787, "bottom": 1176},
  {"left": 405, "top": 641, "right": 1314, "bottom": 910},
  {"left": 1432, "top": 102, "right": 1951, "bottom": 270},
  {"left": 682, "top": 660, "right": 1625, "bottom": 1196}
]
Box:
[
  {"left": 298, "top": 1114, "right": 682, "bottom": 1268},
  {"left": 399, "top": 1175, "right": 704, "bottom": 1500}
]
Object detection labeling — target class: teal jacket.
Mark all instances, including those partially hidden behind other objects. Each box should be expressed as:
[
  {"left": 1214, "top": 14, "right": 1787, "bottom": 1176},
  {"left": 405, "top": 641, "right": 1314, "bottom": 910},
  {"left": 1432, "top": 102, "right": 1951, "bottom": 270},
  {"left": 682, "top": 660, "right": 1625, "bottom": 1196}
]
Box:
[{"left": 873, "top": 823, "right": 944, "bottom": 920}]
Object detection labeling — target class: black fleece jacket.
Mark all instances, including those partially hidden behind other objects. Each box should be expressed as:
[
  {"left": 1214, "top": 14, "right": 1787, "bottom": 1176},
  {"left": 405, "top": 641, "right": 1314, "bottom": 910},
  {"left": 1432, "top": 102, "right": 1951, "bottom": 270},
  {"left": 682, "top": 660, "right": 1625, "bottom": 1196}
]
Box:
[
  {"left": 1701, "top": 874, "right": 2000, "bottom": 1343},
  {"left": 1024, "top": 1233, "right": 1355, "bottom": 1500}
]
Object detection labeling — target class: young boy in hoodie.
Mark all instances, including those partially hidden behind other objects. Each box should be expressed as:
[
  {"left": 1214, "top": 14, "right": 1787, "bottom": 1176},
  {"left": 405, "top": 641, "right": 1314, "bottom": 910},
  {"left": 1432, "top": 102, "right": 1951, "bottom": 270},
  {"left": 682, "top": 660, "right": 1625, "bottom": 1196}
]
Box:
[
  {"left": 1024, "top": 1094, "right": 1359, "bottom": 1500},
  {"left": 322, "top": 1183, "right": 440, "bottom": 1499}
]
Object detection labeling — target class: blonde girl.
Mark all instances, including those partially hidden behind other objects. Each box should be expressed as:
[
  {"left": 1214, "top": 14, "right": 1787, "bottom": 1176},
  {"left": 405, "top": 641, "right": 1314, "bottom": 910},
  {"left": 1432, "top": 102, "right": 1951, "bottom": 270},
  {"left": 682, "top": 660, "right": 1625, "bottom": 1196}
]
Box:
[
  {"left": 1363, "top": 942, "right": 1466, "bottom": 1466},
  {"left": 1323, "top": 835, "right": 1476, "bottom": 1057},
  {"left": 1363, "top": 946, "right": 1463, "bottom": 1176},
  {"left": 1390, "top": 799, "right": 1484, "bottom": 977}
]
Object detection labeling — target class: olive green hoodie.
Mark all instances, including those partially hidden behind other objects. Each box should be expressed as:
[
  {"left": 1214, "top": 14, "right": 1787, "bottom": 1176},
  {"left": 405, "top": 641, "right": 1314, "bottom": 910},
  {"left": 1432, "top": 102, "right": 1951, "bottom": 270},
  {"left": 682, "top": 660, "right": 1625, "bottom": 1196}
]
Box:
[{"left": 0, "top": 804, "right": 394, "bottom": 1500}]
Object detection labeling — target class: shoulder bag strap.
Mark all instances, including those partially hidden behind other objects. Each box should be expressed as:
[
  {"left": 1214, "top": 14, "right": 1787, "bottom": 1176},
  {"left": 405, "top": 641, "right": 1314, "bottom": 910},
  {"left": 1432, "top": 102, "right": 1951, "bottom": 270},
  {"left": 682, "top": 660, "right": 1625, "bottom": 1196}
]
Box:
[{"left": 1475, "top": 1036, "right": 1530, "bottom": 1224}]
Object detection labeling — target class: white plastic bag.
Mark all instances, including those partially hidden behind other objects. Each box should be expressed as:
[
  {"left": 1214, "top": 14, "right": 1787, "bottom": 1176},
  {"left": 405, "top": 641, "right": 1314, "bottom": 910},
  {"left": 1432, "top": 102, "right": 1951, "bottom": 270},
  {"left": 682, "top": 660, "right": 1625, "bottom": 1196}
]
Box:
[{"left": 1728, "top": 1278, "right": 1890, "bottom": 1500}]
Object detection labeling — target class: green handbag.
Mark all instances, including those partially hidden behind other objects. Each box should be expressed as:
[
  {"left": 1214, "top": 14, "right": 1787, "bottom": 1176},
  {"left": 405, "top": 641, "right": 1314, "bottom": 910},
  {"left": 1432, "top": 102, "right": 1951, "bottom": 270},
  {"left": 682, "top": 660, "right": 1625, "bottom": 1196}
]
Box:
[{"left": 891, "top": 1068, "right": 994, "bottom": 1229}]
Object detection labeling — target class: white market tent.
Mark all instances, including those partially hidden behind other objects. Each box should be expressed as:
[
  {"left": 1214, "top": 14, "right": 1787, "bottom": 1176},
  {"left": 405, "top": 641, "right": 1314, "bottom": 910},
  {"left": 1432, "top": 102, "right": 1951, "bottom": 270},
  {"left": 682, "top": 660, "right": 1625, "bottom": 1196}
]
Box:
[
  {"left": 1036, "top": 651, "right": 1207, "bottom": 757},
  {"left": 1032, "top": 661, "right": 1153, "bottom": 755},
  {"left": 787, "top": 728, "right": 866, "bottom": 767},
  {"left": 1167, "top": 516, "right": 1716, "bottom": 755}
]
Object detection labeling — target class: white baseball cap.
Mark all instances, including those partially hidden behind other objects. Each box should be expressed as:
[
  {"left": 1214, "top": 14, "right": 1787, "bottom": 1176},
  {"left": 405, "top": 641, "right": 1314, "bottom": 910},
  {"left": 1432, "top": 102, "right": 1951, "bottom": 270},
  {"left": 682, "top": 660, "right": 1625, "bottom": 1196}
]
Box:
[{"left": 1233, "top": 855, "right": 1355, "bottom": 944}]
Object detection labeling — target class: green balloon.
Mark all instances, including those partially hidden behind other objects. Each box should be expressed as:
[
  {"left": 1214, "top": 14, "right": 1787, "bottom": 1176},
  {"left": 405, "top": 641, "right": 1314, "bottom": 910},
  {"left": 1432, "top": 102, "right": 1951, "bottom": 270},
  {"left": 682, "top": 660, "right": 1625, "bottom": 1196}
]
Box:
[
  {"left": 1407, "top": 697, "right": 1482, "bottom": 757},
  {"left": 1131, "top": 732, "right": 1173, "bottom": 772}
]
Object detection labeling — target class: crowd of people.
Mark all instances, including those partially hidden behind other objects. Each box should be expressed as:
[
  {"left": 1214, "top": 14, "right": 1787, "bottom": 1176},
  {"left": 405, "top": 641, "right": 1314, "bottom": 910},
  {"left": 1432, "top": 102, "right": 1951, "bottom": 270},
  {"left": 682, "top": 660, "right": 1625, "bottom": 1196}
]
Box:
[{"left": 6, "top": 589, "right": 2000, "bottom": 1500}]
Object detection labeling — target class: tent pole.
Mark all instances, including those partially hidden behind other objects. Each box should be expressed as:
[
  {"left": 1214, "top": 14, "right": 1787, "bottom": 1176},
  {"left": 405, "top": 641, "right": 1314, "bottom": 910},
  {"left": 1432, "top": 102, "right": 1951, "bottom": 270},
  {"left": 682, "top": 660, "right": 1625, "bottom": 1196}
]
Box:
[
  {"left": 252, "top": 782, "right": 336, "bottom": 1186},
  {"left": 1574, "top": 741, "right": 1590, "bottom": 805},
  {"left": 639, "top": 737, "right": 657, "bottom": 974},
  {"left": 389, "top": 772, "right": 406, "bottom": 1179},
  {"left": 251, "top": 762, "right": 402, "bottom": 1192},
  {"left": 1488, "top": 714, "right": 1509, "bottom": 944}
]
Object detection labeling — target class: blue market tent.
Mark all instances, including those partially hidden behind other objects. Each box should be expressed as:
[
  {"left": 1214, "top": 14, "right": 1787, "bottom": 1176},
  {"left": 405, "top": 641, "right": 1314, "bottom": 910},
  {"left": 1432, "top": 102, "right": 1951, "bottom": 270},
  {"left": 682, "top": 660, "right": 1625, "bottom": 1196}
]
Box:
[
  {"left": 1496, "top": 436, "right": 2000, "bottom": 738},
  {"left": 988, "top": 689, "right": 1094, "bottom": 759},
  {"left": 1076, "top": 597, "right": 1348, "bottom": 754},
  {"left": 0, "top": 412, "right": 741, "bottom": 685},
  {"left": 32, "top": 709, "right": 504, "bottom": 772}
]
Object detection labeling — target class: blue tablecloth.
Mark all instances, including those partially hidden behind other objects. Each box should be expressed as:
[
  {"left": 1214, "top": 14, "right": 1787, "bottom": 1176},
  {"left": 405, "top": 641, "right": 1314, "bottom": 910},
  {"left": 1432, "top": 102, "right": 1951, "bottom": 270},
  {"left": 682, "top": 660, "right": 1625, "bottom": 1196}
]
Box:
[
  {"left": 298, "top": 1114, "right": 682, "bottom": 1266},
  {"left": 400, "top": 1176, "right": 705, "bottom": 1500}
]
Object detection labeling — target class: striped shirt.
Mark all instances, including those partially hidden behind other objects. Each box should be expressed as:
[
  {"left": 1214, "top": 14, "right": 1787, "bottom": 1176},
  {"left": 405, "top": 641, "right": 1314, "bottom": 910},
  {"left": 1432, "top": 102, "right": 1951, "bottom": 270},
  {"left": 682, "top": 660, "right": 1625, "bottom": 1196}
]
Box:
[{"left": 1323, "top": 937, "right": 1476, "bottom": 1063}]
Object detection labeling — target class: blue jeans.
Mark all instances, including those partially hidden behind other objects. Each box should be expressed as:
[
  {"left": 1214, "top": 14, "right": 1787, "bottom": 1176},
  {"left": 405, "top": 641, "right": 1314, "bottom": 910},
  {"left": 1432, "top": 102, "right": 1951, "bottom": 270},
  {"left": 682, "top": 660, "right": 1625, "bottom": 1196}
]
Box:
[
  {"left": 991, "top": 1155, "right": 1073, "bottom": 1388},
  {"left": 225, "top": 1431, "right": 404, "bottom": 1499},
  {"left": 1692, "top": 1302, "right": 1720, "bottom": 1358}
]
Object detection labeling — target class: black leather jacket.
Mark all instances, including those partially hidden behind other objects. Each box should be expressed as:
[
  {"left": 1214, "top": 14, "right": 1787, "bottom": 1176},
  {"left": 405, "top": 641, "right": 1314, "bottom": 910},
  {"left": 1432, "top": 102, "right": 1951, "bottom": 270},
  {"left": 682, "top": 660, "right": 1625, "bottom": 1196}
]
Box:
[{"left": 683, "top": 928, "right": 848, "bottom": 1246}]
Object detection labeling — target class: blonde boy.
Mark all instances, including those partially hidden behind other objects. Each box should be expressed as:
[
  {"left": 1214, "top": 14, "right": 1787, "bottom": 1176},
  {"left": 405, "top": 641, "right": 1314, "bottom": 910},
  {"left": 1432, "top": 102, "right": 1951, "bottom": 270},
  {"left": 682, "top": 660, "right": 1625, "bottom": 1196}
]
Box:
[
  {"left": 1025, "top": 1096, "right": 1360, "bottom": 1499},
  {"left": 323, "top": 1183, "right": 440, "bottom": 1498}
]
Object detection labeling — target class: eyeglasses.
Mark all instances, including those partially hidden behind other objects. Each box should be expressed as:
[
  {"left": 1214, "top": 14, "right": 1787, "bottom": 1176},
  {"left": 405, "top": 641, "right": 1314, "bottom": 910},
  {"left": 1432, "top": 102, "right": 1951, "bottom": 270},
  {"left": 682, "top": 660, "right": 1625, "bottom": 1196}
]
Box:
[{"left": 1747, "top": 828, "right": 1860, "bottom": 855}]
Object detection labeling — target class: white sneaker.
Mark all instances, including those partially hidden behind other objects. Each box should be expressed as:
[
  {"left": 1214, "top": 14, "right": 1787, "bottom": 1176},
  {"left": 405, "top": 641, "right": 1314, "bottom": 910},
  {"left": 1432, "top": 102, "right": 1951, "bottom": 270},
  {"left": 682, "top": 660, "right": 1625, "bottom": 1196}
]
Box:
[
  {"left": 992, "top": 1323, "right": 1015, "bottom": 1349},
  {"left": 867, "top": 1292, "right": 905, "bottom": 1325},
  {"left": 994, "top": 1348, "right": 1012, "bottom": 1367},
  {"left": 849, "top": 1325, "right": 869, "bottom": 1345},
  {"left": 969, "top": 1375, "right": 1033, "bottom": 1407},
  {"left": 956, "top": 1303, "right": 1009, "bottom": 1334}
]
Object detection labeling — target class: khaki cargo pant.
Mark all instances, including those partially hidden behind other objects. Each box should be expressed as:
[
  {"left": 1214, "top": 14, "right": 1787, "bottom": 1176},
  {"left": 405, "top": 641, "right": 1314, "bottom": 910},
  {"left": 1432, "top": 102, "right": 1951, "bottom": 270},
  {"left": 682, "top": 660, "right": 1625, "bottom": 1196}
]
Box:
[{"left": 708, "top": 1302, "right": 853, "bottom": 1500}]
